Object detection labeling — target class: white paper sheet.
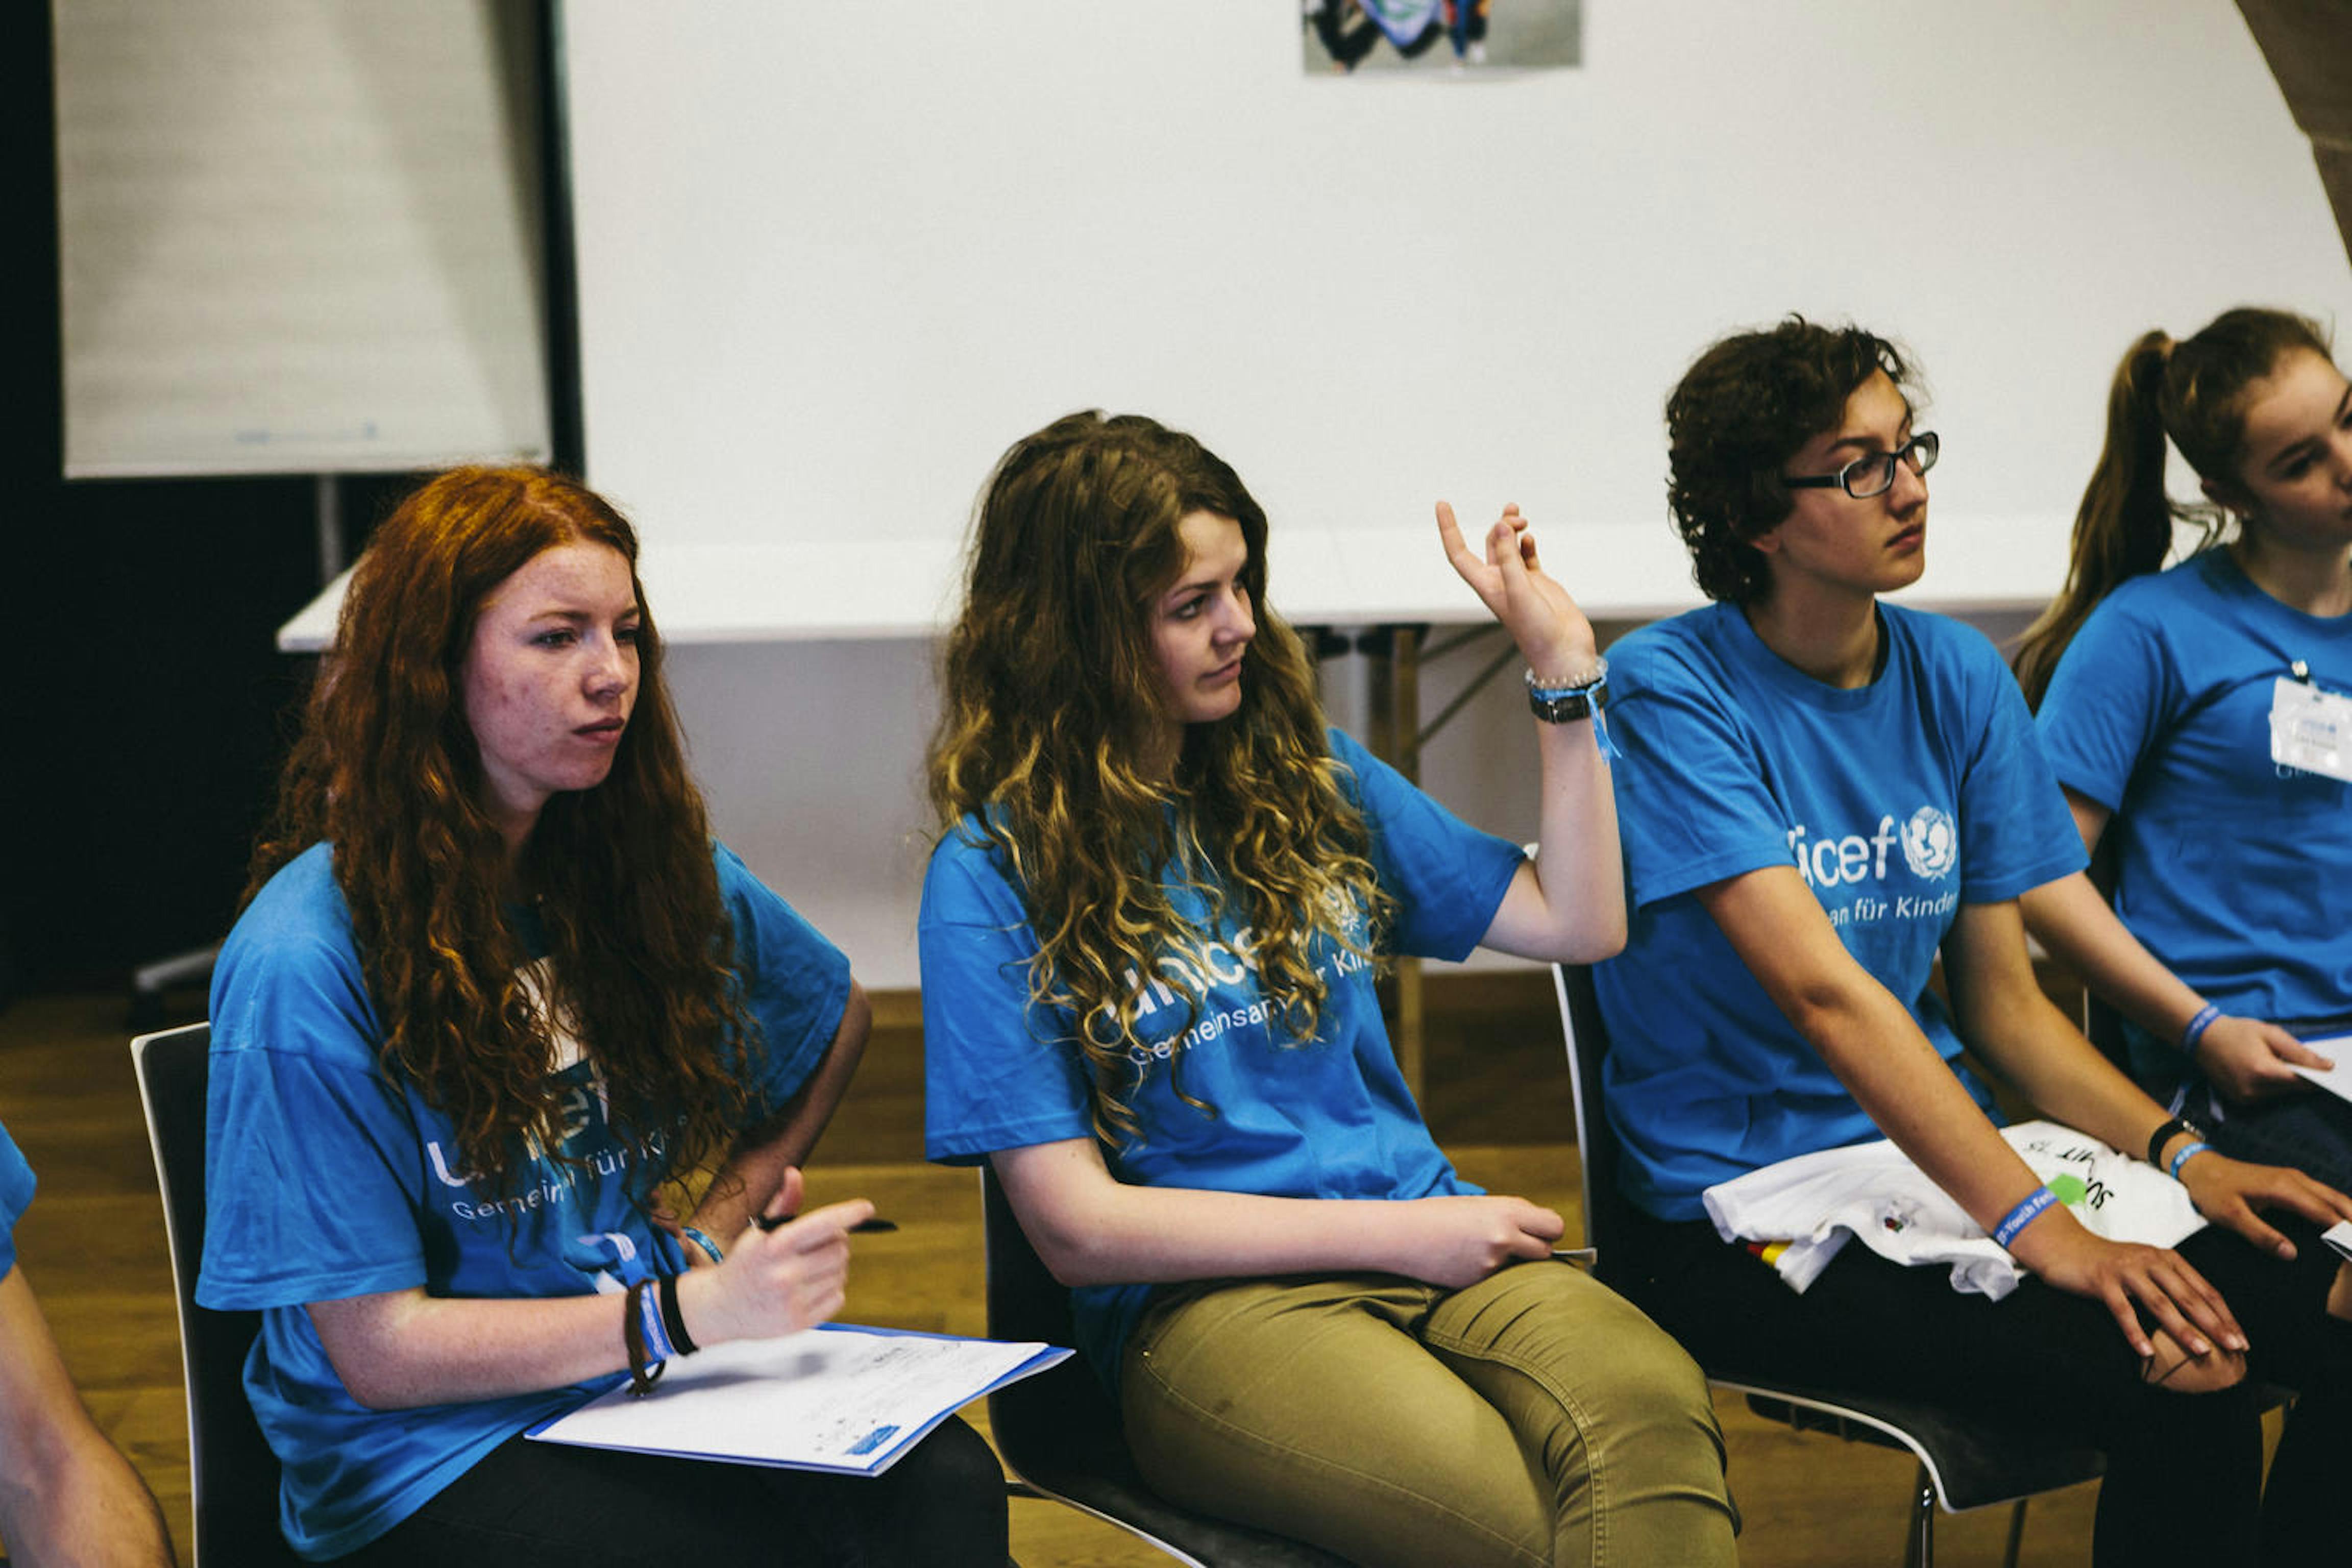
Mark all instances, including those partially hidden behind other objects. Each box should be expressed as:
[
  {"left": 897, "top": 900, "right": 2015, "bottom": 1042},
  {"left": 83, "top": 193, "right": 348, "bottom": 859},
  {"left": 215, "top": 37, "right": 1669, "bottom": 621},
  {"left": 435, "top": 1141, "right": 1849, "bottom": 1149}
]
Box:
[
  {"left": 2289, "top": 1033, "right": 2352, "bottom": 1105},
  {"left": 528, "top": 1324, "right": 1068, "bottom": 1475}
]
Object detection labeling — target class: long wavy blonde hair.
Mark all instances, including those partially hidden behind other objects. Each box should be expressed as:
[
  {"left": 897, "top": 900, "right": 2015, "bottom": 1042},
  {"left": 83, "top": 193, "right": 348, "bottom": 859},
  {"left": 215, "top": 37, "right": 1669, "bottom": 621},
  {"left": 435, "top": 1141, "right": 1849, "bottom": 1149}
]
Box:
[
  {"left": 929, "top": 412, "right": 1393, "bottom": 1144},
  {"left": 244, "top": 466, "right": 756, "bottom": 1197}
]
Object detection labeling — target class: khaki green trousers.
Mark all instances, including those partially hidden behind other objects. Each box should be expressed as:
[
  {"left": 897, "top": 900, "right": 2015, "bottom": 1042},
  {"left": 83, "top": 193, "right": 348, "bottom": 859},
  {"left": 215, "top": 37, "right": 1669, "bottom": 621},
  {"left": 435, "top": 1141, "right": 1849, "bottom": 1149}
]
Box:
[{"left": 1120, "top": 1261, "right": 1736, "bottom": 1568}]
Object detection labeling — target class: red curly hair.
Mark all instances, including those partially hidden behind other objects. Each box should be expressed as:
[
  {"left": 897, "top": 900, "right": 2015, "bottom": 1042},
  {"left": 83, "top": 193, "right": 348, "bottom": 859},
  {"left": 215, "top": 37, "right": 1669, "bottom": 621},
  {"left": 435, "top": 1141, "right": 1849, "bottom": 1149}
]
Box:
[{"left": 246, "top": 466, "right": 755, "bottom": 1194}]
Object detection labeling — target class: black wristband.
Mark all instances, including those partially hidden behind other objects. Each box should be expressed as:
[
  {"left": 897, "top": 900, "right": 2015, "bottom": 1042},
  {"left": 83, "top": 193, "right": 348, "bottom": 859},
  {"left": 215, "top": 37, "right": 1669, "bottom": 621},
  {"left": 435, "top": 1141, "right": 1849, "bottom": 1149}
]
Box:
[
  {"left": 2145, "top": 1116, "right": 2202, "bottom": 1168},
  {"left": 657, "top": 1270, "right": 699, "bottom": 1357}
]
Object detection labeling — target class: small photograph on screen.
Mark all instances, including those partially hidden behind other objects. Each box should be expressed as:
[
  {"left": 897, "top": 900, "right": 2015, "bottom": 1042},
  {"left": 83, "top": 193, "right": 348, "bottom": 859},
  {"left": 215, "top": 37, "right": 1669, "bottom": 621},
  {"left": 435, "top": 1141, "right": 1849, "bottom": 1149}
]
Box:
[{"left": 1301, "top": 1, "right": 1582, "bottom": 76}]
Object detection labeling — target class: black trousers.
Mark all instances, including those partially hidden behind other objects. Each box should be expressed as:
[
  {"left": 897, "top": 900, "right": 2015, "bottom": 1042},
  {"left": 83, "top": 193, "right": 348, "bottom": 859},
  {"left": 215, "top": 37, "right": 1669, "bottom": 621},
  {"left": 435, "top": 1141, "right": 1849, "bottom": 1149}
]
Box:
[
  {"left": 336, "top": 1413, "right": 1007, "bottom": 1567},
  {"left": 1611, "top": 1205, "right": 2352, "bottom": 1568}
]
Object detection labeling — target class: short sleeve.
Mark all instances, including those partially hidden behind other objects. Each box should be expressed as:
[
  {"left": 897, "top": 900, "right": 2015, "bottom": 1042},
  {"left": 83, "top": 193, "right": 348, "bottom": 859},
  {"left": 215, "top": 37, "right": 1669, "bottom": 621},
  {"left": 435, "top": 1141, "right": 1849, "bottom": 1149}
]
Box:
[
  {"left": 0, "top": 1121, "right": 35, "bottom": 1281},
  {"left": 2037, "top": 597, "right": 2175, "bottom": 813},
  {"left": 1959, "top": 651, "right": 2088, "bottom": 902},
  {"left": 1326, "top": 728, "right": 1523, "bottom": 962},
  {"left": 1608, "top": 642, "right": 1798, "bottom": 909},
  {"left": 200, "top": 923, "right": 433, "bottom": 1311},
  {"left": 713, "top": 842, "right": 854, "bottom": 1115},
  {"left": 919, "top": 832, "right": 1098, "bottom": 1164}
]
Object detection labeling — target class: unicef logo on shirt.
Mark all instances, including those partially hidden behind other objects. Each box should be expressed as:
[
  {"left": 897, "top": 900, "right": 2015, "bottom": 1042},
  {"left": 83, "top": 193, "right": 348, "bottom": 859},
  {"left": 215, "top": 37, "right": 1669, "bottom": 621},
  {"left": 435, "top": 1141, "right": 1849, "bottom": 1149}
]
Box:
[{"left": 1899, "top": 806, "right": 1957, "bottom": 880}]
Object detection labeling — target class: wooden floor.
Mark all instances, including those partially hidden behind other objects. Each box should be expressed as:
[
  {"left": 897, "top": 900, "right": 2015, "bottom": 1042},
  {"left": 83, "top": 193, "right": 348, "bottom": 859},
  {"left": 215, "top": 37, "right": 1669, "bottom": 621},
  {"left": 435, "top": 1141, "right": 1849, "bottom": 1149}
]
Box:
[{"left": 0, "top": 977, "right": 2110, "bottom": 1566}]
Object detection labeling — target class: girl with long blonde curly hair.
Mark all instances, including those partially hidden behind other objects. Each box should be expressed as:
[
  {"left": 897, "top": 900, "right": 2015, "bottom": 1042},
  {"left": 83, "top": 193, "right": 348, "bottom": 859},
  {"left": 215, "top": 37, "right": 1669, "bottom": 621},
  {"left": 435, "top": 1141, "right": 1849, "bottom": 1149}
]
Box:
[
  {"left": 922, "top": 411, "right": 1735, "bottom": 1567},
  {"left": 201, "top": 465, "right": 1004, "bottom": 1565}
]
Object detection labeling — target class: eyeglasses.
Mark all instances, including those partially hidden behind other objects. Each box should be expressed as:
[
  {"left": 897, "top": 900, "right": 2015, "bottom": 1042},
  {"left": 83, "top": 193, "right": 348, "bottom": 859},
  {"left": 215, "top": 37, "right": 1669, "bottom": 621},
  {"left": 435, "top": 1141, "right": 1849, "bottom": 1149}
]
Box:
[{"left": 1781, "top": 431, "right": 1940, "bottom": 499}]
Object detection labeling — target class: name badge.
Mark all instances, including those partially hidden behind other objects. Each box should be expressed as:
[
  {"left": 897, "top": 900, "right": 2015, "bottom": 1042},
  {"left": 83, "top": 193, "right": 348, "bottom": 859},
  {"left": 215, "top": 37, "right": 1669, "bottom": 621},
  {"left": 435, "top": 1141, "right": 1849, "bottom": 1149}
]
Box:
[{"left": 2270, "top": 676, "right": 2352, "bottom": 783}]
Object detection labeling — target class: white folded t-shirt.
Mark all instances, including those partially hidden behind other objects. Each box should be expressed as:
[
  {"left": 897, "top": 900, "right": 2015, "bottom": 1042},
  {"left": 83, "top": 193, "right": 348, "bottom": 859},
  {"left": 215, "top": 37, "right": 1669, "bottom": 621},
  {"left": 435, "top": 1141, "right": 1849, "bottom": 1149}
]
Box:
[{"left": 1701, "top": 1120, "right": 2206, "bottom": 1299}]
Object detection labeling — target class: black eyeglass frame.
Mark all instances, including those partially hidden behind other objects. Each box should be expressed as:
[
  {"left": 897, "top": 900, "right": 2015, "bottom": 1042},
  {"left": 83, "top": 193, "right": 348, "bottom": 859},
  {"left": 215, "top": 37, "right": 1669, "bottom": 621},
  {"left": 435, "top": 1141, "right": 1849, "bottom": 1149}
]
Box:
[{"left": 1781, "top": 431, "right": 1940, "bottom": 499}]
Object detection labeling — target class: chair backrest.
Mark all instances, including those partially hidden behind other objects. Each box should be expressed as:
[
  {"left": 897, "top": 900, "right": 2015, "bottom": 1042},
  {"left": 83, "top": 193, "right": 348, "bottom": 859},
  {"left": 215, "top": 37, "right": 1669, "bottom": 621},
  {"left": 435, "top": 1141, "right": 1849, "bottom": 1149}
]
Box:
[
  {"left": 1551, "top": 962, "right": 1633, "bottom": 1264},
  {"left": 979, "top": 1166, "right": 1135, "bottom": 1475},
  {"left": 979, "top": 1168, "right": 1353, "bottom": 1567},
  {"left": 131, "top": 1023, "right": 304, "bottom": 1568}
]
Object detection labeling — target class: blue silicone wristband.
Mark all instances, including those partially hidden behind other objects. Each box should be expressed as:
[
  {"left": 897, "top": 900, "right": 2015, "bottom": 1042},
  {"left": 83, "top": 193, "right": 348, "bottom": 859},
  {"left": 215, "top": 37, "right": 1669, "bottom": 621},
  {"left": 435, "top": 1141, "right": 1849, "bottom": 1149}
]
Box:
[
  {"left": 2181, "top": 1004, "right": 2221, "bottom": 1056},
  {"left": 1993, "top": 1186, "right": 2058, "bottom": 1250},
  {"left": 636, "top": 1279, "right": 677, "bottom": 1363},
  {"left": 680, "top": 1225, "right": 725, "bottom": 1265},
  {"left": 2168, "top": 1140, "right": 2213, "bottom": 1183}
]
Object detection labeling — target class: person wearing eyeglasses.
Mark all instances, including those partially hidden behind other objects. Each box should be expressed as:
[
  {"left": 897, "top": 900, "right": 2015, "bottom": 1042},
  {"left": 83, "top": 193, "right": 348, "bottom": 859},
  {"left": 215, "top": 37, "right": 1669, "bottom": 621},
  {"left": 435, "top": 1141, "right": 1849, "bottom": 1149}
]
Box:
[
  {"left": 1587, "top": 316, "right": 2352, "bottom": 1566},
  {"left": 2013, "top": 308, "right": 2352, "bottom": 1199}
]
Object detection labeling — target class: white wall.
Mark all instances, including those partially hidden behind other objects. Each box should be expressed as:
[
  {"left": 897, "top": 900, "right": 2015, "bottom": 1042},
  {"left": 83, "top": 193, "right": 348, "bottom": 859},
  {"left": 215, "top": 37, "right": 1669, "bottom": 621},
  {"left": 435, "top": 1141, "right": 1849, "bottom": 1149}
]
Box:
[{"left": 564, "top": 1, "right": 2352, "bottom": 987}]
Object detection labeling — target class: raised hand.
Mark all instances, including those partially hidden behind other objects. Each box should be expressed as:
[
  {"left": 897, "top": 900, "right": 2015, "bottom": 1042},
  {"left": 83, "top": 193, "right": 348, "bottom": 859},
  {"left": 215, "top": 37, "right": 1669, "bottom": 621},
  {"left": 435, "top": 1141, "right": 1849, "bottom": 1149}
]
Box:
[{"left": 1435, "top": 501, "right": 1599, "bottom": 681}]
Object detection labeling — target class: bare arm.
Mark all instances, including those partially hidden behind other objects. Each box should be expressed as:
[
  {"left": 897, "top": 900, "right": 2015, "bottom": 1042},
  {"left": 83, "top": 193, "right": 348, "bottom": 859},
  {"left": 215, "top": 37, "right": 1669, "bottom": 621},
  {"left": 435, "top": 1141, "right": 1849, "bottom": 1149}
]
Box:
[
  {"left": 2020, "top": 792, "right": 2331, "bottom": 1098},
  {"left": 991, "top": 1137, "right": 1562, "bottom": 1291},
  {"left": 1699, "top": 866, "right": 2246, "bottom": 1359},
  {"left": 0, "top": 1268, "right": 177, "bottom": 1567},
  {"left": 1434, "top": 501, "right": 1626, "bottom": 962},
  {"left": 1947, "top": 897, "right": 2352, "bottom": 1262},
  {"left": 682, "top": 983, "right": 871, "bottom": 1252},
  {"left": 308, "top": 1177, "right": 874, "bottom": 1410}
]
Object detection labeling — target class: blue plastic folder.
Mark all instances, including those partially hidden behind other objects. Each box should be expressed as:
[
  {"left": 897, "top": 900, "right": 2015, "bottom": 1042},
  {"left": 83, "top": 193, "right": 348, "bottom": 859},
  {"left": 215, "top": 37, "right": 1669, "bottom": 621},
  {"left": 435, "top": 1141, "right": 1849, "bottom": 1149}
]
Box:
[{"left": 527, "top": 1322, "right": 1070, "bottom": 1476}]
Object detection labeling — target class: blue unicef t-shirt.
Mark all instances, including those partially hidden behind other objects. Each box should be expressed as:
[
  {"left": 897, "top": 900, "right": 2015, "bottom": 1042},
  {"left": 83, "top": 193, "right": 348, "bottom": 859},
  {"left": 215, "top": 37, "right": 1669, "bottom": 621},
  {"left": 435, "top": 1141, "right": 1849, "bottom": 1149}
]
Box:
[
  {"left": 922, "top": 727, "right": 1524, "bottom": 1382},
  {"left": 2039, "top": 549, "right": 2352, "bottom": 1049},
  {"left": 200, "top": 841, "right": 852, "bottom": 1563},
  {"left": 0, "top": 1119, "right": 34, "bottom": 1281},
  {"left": 1595, "top": 602, "right": 2086, "bottom": 1221}
]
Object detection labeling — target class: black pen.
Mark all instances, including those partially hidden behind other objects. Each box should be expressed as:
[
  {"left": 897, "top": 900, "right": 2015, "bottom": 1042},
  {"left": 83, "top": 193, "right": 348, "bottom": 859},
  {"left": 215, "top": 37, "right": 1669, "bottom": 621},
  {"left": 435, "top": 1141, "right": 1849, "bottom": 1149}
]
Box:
[{"left": 754, "top": 1212, "right": 897, "bottom": 1234}]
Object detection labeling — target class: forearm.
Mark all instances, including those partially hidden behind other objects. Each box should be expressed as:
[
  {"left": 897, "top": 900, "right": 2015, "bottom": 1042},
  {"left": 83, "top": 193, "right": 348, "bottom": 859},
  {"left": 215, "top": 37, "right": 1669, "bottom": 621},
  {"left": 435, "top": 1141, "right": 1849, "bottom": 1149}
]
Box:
[
  {"left": 306, "top": 1287, "right": 645, "bottom": 1410},
  {"left": 1526, "top": 714, "right": 1627, "bottom": 958},
  {"left": 1968, "top": 988, "right": 2171, "bottom": 1160},
  {"left": 1787, "top": 984, "right": 2052, "bottom": 1230},
  {"left": 0, "top": 1271, "right": 176, "bottom": 1566},
  {"left": 0, "top": 1431, "right": 177, "bottom": 1568},
  {"left": 1480, "top": 717, "right": 1627, "bottom": 962},
  {"left": 1020, "top": 1179, "right": 1412, "bottom": 1287},
  {"left": 998, "top": 1140, "right": 1427, "bottom": 1286},
  {"left": 2020, "top": 873, "right": 2205, "bottom": 1042}
]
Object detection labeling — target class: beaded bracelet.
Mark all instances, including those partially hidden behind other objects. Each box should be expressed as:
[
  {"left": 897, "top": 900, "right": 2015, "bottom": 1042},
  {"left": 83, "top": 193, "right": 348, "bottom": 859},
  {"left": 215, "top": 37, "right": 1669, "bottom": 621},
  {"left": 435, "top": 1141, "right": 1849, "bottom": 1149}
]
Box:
[{"left": 1992, "top": 1186, "right": 2058, "bottom": 1250}]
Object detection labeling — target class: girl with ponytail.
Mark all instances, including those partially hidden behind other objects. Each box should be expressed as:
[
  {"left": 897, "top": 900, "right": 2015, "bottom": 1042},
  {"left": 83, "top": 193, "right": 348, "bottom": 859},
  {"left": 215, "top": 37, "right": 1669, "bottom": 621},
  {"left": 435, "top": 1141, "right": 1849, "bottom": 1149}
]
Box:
[{"left": 2017, "top": 307, "right": 2352, "bottom": 1193}]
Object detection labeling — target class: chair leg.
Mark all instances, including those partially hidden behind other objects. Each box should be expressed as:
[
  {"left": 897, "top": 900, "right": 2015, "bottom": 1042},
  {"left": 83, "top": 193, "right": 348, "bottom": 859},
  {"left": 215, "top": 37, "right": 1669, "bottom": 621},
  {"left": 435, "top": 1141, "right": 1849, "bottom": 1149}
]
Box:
[
  {"left": 1901, "top": 1460, "right": 1934, "bottom": 1568},
  {"left": 2001, "top": 1497, "right": 2028, "bottom": 1568}
]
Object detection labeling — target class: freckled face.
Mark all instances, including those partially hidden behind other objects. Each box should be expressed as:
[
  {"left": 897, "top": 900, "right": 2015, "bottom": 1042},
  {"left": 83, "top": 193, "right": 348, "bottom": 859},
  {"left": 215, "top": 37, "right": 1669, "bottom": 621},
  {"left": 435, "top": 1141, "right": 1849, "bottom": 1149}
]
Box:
[
  {"left": 1753, "top": 369, "right": 1930, "bottom": 603},
  {"left": 460, "top": 542, "right": 641, "bottom": 840},
  {"left": 2227, "top": 350, "right": 2352, "bottom": 551},
  {"left": 1148, "top": 510, "right": 1256, "bottom": 732}
]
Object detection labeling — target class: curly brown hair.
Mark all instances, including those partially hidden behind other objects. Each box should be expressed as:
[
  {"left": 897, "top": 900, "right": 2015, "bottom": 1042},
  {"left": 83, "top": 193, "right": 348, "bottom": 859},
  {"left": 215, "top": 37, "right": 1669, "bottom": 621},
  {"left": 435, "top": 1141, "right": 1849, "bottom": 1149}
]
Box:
[
  {"left": 1666, "top": 317, "right": 1917, "bottom": 604},
  {"left": 927, "top": 412, "right": 1393, "bottom": 1145},
  {"left": 244, "top": 465, "right": 757, "bottom": 1195}
]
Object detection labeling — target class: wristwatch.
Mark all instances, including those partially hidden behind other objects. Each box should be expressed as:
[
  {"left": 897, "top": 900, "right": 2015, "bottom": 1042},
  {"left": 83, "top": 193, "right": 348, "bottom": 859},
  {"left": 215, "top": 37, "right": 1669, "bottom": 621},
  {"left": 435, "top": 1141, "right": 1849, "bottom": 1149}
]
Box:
[
  {"left": 1527, "top": 660, "right": 1608, "bottom": 725},
  {"left": 2145, "top": 1116, "right": 2207, "bottom": 1168}
]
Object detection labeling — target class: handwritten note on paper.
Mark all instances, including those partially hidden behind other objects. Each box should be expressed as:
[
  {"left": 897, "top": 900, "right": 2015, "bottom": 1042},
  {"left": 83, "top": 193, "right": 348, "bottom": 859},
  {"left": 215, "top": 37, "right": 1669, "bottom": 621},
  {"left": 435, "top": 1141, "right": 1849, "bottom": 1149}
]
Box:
[{"left": 530, "top": 1325, "right": 1068, "bottom": 1475}]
